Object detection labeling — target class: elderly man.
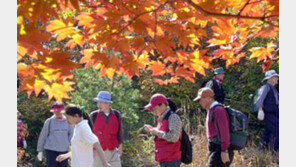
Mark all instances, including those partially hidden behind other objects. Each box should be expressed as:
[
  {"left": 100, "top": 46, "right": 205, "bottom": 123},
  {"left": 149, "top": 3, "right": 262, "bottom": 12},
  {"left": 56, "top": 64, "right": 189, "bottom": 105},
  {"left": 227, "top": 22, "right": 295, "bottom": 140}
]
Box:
[
  {"left": 91, "top": 91, "right": 123, "bottom": 167},
  {"left": 204, "top": 67, "right": 226, "bottom": 103},
  {"left": 193, "top": 87, "right": 234, "bottom": 167},
  {"left": 256, "top": 70, "right": 279, "bottom": 153}
]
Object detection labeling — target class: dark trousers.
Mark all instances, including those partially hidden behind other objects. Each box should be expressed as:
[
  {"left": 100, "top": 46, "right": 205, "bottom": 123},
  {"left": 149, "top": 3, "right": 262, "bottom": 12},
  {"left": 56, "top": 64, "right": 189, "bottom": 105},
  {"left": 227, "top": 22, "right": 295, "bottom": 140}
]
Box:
[
  {"left": 159, "top": 159, "right": 181, "bottom": 167},
  {"left": 207, "top": 142, "right": 234, "bottom": 167},
  {"left": 260, "top": 116, "right": 279, "bottom": 152},
  {"left": 45, "top": 149, "right": 68, "bottom": 167}
]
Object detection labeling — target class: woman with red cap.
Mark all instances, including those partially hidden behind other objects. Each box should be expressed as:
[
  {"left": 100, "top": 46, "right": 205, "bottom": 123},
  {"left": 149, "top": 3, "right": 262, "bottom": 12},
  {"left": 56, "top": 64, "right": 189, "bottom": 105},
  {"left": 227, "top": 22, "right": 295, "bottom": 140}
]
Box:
[
  {"left": 144, "top": 93, "right": 183, "bottom": 167},
  {"left": 36, "top": 101, "right": 74, "bottom": 167}
]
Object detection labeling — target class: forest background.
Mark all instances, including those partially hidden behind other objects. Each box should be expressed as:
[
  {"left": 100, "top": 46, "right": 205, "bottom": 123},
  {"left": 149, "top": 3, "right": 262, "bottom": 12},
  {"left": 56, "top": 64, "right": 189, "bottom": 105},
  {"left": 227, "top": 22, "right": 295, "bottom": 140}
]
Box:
[{"left": 10, "top": 0, "right": 292, "bottom": 166}]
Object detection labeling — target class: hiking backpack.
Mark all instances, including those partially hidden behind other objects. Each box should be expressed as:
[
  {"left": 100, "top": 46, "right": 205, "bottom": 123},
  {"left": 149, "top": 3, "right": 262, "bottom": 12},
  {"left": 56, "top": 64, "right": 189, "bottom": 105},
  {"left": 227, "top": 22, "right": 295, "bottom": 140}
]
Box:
[
  {"left": 211, "top": 104, "right": 249, "bottom": 150},
  {"left": 163, "top": 111, "right": 193, "bottom": 164},
  {"left": 180, "top": 128, "right": 193, "bottom": 164},
  {"left": 249, "top": 85, "right": 270, "bottom": 115}
]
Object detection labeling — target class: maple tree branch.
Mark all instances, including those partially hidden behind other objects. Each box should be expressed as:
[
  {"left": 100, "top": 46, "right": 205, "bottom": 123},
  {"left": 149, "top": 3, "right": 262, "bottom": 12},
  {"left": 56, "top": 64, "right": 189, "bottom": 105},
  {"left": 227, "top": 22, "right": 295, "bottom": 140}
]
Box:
[
  {"left": 81, "top": 4, "right": 105, "bottom": 8},
  {"left": 116, "top": 1, "right": 170, "bottom": 35},
  {"left": 238, "top": 0, "right": 250, "bottom": 16},
  {"left": 121, "top": 1, "right": 137, "bottom": 15},
  {"left": 185, "top": 0, "right": 278, "bottom": 21}
]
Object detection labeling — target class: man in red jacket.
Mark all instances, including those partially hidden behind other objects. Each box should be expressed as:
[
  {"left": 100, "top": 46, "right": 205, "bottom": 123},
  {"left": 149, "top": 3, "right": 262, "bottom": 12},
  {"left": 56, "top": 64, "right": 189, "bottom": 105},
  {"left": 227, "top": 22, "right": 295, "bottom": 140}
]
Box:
[
  {"left": 91, "top": 91, "right": 123, "bottom": 167},
  {"left": 194, "top": 87, "right": 234, "bottom": 167}
]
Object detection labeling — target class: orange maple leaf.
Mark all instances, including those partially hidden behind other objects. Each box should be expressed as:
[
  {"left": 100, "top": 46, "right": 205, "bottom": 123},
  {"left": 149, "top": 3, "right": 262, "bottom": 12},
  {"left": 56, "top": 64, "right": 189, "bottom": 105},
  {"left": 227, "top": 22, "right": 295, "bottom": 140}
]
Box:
[
  {"left": 46, "top": 19, "right": 87, "bottom": 49},
  {"left": 208, "top": 18, "right": 238, "bottom": 45},
  {"left": 154, "top": 76, "right": 180, "bottom": 85},
  {"left": 95, "top": 56, "right": 121, "bottom": 80},
  {"left": 148, "top": 61, "right": 166, "bottom": 76},
  {"left": 44, "top": 80, "right": 75, "bottom": 102},
  {"left": 174, "top": 67, "right": 195, "bottom": 82},
  {"left": 121, "top": 53, "right": 148, "bottom": 79},
  {"left": 80, "top": 49, "right": 108, "bottom": 68},
  {"left": 17, "top": 24, "right": 50, "bottom": 61},
  {"left": 249, "top": 42, "right": 276, "bottom": 62},
  {"left": 39, "top": 51, "right": 81, "bottom": 76}
]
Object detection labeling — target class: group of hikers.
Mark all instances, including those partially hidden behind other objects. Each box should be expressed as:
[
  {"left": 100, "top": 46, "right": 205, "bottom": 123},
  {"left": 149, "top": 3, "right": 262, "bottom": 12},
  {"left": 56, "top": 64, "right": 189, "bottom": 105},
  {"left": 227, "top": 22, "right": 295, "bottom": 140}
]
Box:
[{"left": 17, "top": 67, "right": 279, "bottom": 167}]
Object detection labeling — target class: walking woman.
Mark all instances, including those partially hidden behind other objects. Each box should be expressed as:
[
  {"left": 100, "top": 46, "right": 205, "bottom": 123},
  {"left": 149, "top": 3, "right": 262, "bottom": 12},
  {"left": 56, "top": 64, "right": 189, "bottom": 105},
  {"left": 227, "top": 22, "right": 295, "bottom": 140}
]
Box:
[
  {"left": 37, "top": 101, "right": 73, "bottom": 167},
  {"left": 56, "top": 104, "right": 110, "bottom": 167},
  {"left": 144, "top": 93, "right": 183, "bottom": 167}
]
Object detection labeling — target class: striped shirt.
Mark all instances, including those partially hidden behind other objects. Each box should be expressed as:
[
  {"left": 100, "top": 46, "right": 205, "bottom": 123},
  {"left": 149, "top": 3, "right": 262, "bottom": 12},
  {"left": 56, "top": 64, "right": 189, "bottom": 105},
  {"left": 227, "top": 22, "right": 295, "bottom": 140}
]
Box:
[{"left": 152, "top": 108, "right": 182, "bottom": 143}]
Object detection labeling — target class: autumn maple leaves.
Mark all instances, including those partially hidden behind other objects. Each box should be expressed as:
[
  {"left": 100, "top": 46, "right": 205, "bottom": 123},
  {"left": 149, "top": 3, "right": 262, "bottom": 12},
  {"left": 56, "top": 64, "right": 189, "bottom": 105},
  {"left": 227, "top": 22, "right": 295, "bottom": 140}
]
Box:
[{"left": 17, "top": 0, "right": 279, "bottom": 102}]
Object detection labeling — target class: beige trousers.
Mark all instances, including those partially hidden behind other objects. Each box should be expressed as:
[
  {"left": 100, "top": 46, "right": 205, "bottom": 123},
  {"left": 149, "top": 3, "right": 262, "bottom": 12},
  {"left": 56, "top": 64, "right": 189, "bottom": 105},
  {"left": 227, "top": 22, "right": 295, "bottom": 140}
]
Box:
[{"left": 93, "top": 148, "right": 122, "bottom": 167}]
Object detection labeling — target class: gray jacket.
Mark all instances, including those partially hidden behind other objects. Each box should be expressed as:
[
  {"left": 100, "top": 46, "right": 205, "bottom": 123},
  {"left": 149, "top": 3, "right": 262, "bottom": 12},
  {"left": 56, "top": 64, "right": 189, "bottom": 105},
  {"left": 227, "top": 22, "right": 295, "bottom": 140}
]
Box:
[{"left": 37, "top": 115, "right": 73, "bottom": 152}]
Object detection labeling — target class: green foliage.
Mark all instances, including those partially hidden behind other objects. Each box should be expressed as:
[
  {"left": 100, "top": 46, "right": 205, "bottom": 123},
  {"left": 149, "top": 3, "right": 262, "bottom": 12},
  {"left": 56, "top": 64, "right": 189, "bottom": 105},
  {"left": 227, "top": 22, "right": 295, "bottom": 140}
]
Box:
[
  {"left": 123, "top": 129, "right": 158, "bottom": 167},
  {"left": 69, "top": 67, "right": 144, "bottom": 166},
  {"left": 17, "top": 92, "right": 52, "bottom": 166}
]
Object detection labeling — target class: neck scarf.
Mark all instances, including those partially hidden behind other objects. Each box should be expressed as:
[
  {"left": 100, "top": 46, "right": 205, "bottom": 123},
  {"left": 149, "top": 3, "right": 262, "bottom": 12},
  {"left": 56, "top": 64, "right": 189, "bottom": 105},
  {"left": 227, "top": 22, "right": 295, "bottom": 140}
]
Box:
[{"left": 213, "top": 76, "right": 224, "bottom": 87}]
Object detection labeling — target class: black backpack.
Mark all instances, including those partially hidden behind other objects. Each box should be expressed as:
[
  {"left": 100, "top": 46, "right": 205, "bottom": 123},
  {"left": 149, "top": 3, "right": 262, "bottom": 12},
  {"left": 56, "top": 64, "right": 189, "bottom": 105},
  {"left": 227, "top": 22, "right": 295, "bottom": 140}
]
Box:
[
  {"left": 163, "top": 111, "right": 193, "bottom": 164},
  {"left": 180, "top": 128, "right": 193, "bottom": 164}
]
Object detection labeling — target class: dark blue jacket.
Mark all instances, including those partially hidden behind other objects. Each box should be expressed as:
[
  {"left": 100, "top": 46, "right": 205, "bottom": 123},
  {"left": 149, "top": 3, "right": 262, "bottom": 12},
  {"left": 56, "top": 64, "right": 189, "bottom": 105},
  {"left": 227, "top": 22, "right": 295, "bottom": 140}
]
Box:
[{"left": 209, "top": 79, "right": 225, "bottom": 104}]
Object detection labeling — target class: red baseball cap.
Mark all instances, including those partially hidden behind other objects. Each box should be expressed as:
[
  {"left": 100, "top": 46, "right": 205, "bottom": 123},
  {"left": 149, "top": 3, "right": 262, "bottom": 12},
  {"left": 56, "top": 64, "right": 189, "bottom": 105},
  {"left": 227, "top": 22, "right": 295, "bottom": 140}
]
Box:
[{"left": 144, "top": 93, "right": 168, "bottom": 110}]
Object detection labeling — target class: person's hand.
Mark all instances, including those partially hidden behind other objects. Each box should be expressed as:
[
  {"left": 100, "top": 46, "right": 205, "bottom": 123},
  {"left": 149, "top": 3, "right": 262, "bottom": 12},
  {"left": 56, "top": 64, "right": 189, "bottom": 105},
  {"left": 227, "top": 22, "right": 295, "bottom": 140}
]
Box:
[
  {"left": 257, "top": 109, "right": 264, "bottom": 121},
  {"left": 23, "top": 140, "right": 27, "bottom": 149},
  {"left": 221, "top": 151, "right": 230, "bottom": 164},
  {"left": 56, "top": 154, "right": 68, "bottom": 162},
  {"left": 150, "top": 128, "right": 157, "bottom": 136},
  {"left": 37, "top": 152, "right": 43, "bottom": 161},
  {"left": 144, "top": 124, "right": 153, "bottom": 132},
  {"left": 118, "top": 145, "right": 123, "bottom": 156},
  {"left": 105, "top": 163, "right": 111, "bottom": 167}
]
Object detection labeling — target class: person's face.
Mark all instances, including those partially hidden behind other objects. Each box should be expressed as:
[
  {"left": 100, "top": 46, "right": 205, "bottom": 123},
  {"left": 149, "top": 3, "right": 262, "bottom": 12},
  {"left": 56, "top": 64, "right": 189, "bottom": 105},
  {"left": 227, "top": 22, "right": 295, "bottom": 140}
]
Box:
[
  {"left": 64, "top": 113, "right": 79, "bottom": 126},
  {"left": 152, "top": 103, "right": 166, "bottom": 117},
  {"left": 53, "top": 111, "right": 62, "bottom": 117},
  {"left": 268, "top": 76, "right": 279, "bottom": 85},
  {"left": 216, "top": 73, "right": 225, "bottom": 80},
  {"left": 272, "top": 76, "right": 279, "bottom": 85},
  {"left": 198, "top": 97, "right": 211, "bottom": 110},
  {"left": 97, "top": 101, "right": 110, "bottom": 113}
]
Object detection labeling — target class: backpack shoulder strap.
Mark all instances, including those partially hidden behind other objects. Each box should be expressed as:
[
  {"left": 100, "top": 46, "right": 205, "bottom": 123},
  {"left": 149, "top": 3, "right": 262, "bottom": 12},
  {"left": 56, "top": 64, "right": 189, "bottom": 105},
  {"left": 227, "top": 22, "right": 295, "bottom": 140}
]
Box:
[
  {"left": 264, "top": 84, "right": 271, "bottom": 91},
  {"left": 112, "top": 109, "right": 120, "bottom": 120},
  {"left": 163, "top": 110, "right": 175, "bottom": 120},
  {"left": 210, "top": 79, "right": 219, "bottom": 88},
  {"left": 47, "top": 118, "right": 52, "bottom": 137},
  {"left": 90, "top": 111, "right": 99, "bottom": 124},
  {"left": 210, "top": 103, "right": 224, "bottom": 122},
  {"left": 209, "top": 104, "right": 224, "bottom": 142}
]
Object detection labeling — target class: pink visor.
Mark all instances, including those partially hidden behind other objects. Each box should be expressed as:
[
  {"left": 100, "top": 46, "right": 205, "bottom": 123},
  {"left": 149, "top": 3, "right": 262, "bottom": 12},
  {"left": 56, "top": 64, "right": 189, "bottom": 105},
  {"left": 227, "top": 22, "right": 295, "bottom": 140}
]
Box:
[{"left": 50, "top": 105, "right": 65, "bottom": 112}]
